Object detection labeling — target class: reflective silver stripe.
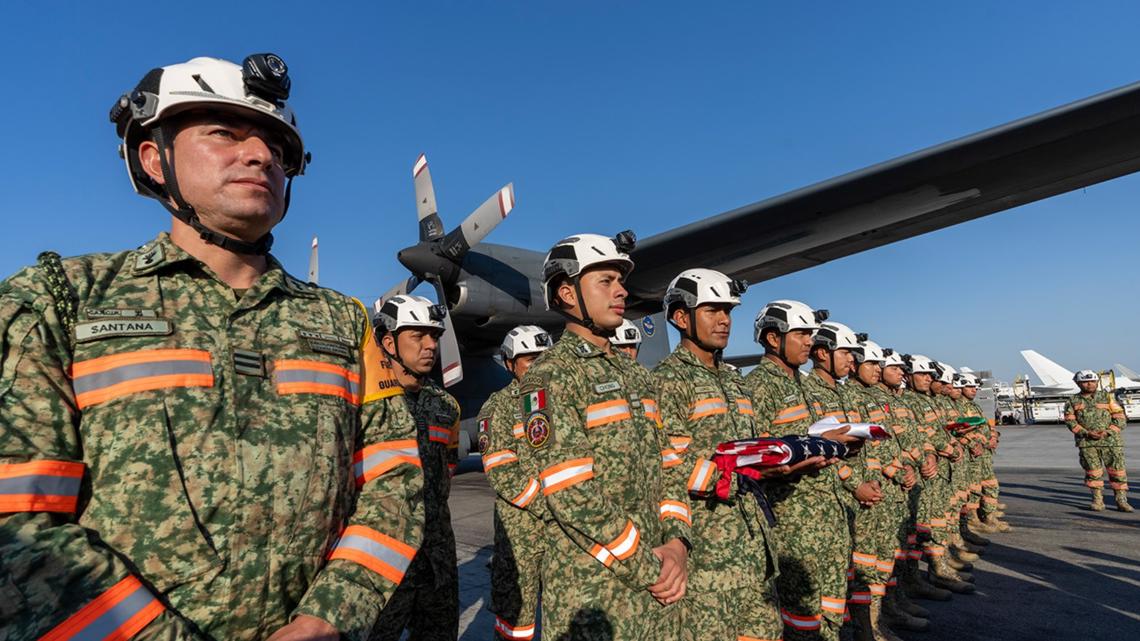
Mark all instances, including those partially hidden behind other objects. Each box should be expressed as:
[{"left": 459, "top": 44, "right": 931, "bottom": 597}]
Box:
[
  {"left": 354, "top": 446, "right": 419, "bottom": 479},
  {"left": 334, "top": 533, "right": 413, "bottom": 575},
  {"left": 276, "top": 369, "right": 360, "bottom": 396},
  {"left": 0, "top": 474, "right": 81, "bottom": 498},
  {"left": 586, "top": 401, "right": 630, "bottom": 424},
  {"left": 72, "top": 359, "right": 213, "bottom": 395},
  {"left": 72, "top": 584, "right": 158, "bottom": 641}
]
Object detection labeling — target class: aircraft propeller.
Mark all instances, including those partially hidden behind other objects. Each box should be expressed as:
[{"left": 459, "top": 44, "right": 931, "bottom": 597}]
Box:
[{"left": 378, "top": 153, "right": 516, "bottom": 387}]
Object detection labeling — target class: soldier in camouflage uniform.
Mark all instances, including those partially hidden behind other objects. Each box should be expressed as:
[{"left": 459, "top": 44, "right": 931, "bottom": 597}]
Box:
[
  {"left": 869, "top": 350, "right": 940, "bottom": 622},
  {"left": 958, "top": 374, "right": 1010, "bottom": 529},
  {"left": 743, "top": 300, "right": 863, "bottom": 641},
  {"left": 845, "top": 338, "right": 920, "bottom": 640},
  {"left": 478, "top": 325, "right": 554, "bottom": 640},
  {"left": 950, "top": 374, "right": 1010, "bottom": 535},
  {"left": 516, "top": 232, "right": 691, "bottom": 640},
  {"left": 899, "top": 356, "right": 973, "bottom": 595},
  {"left": 0, "top": 54, "right": 424, "bottom": 641},
  {"left": 1064, "top": 370, "right": 1132, "bottom": 512},
  {"left": 652, "top": 269, "right": 783, "bottom": 641},
  {"left": 372, "top": 296, "right": 463, "bottom": 641},
  {"left": 930, "top": 364, "right": 986, "bottom": 564}
]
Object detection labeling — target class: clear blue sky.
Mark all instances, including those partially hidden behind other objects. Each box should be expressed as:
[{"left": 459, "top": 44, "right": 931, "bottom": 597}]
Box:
[{"left": 2, "top": 2, "right": 1138, "bottom": 382}]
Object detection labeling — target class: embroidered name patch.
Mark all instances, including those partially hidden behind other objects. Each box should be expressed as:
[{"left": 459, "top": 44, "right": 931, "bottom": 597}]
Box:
[
  {"left": 594, "top": 381, "right": 621, "bottom": 394},
  {"left": 75, "top": 319, "right": 172, "bottom": 343},
  {"left": 300, "top": 330, "right": 356, "bottom": 360}
]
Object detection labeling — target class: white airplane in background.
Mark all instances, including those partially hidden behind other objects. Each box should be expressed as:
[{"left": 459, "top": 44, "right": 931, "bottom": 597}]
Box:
[{"left": 1020, "top": 349, "right": 1140, "bottom": 394}]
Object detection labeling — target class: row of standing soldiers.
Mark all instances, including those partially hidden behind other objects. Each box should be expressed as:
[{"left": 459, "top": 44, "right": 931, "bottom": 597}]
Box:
[{"left": 474, "top": 237, "right": 1013, "bottom": 641}]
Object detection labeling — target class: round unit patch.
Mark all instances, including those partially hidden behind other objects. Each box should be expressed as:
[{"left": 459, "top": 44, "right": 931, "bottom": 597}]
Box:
[
  {"left": 526, "top": 413, "right": 551, "bottom": 449},
  {"left": 642, "top": 316, "right": 656, "bottom": 337}
]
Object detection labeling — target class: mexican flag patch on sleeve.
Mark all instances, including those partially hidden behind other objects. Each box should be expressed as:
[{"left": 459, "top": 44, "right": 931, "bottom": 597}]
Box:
[{"left": 524, "top": 389, "right": 547, "bottom": 414}]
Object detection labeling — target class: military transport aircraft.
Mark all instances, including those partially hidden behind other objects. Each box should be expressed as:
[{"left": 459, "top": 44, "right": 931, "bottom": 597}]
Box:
[{"left": 362, "top": 81, "right": 1140, "bottom": 455}]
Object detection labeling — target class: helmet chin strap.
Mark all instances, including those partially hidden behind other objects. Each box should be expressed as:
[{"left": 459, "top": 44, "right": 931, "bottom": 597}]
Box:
[
  {"left": 380, "top": 337, "right": 427, "bottom": 383},
  {"left": 683, "top": 309, "right": 722, "bottom": 361},
  {"left": 558, "top": 278, "right": 616, "bottom": 338},
  {"left": 153, "top": 124, "right": 286, "bottom": 256}
]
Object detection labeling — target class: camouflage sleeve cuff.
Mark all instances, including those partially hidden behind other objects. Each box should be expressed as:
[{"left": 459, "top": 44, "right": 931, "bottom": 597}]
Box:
[
  {"left": 293, "top": 563, "right": 389, "bottom": 641},
  {"left": 661, "top": 518, "right": 691, "bottom": 546}
]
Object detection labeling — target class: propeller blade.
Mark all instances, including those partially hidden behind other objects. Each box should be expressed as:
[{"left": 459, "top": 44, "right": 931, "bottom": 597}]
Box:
[
  {"left": 429, "top": 277, "right": 463, "bottom": 387},
  {"left": 413, "top": 154, "right": 445, "bottom": 241},
  {"left": 307, "top": 235, "right": 319, "bottom": 285},
  {"left": 376, "top": 276, "right": 421, "bottom": 314},
  {"left": 437, "top": 183, "right": 515, "bottom": 262}
]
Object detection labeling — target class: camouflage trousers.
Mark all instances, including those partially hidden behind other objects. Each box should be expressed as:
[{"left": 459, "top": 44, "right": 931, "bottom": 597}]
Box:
[
  {"left": 849, "top": 495, "right": 907, "bottom": 608},
  {"left": 769, "top": 486, "right": 852, "bottom": 641},
  {"left": 916, "top": 470, "right": 951, "bottom": 559},
  {"left": 541, "top": 526, "right": 680, "bottom": 641},
  {"left": 979, "top": 456, "right": 1001, "bottom": 519},
  {"left": 490, "top": 502, "right": 543, "bottom": 640},
  {"left": 371, "top": 545, "right": 459, "bottom": 641},
  {"left": 1078, "top": 446, "right": 1129, "bottom": 491},
  {"left": 680, "top": 578, "right": 782, "bottom": 641}
]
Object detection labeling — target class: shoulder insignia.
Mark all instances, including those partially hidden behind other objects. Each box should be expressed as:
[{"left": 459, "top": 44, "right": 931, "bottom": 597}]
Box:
[
  {"left": 300, "top": 329, "right": 357, "bottom": 360},
  {"left": 84, "top": 308, "right": 159, "bottom": 319},
  {"left": 132, "top": 243, "right": 165, "bottom": 272},
  {"left": 526, "top": 412, "right": 552, "bottom": 449},
  {"left": 477, "top": 417, "right": 491, "bottom": 453}
]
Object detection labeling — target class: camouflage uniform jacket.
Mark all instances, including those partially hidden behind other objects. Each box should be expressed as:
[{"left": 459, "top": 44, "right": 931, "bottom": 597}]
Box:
[
  {"left": 952, "top": 398, "right": 988, "bottom": 458},
  {"left": 801, "top": 369, "right": 862, "bottom": 491},
  {"left": 404, "top": 378, "right": 461, "bottom": 583},
  {"left": 652, "top": 345, "right": 776, "bottom": 590},
  {"left": 872, "top": 384, "right": 923, "bottom": 474},
  {"left": 900, "top": 390, "right": 955, "bottom": 477},
  {"left": 0, "top": 233, "right": 423, "bottom": 641},
  {"left": 478, "top": 379, "right": 544, "bottom": 516},
  {"left": 845, "top": 383, "right": 908, "bottom": 499},
  {"left": 517, "top": 331, "right": 691, "bottom": 590},
  {"left": 1064, "top": 390, "right": 1126, "bottom": 448},
  {"left": 742, "top": 358, "right": 847, "bottom": 497}
]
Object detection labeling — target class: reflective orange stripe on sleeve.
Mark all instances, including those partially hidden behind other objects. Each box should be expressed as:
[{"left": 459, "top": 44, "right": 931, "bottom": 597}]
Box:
[
  {"left": 509, "top": 478, "right": 540, "bottom": 508},
  {"left": 0, "top": 460, "right": 85, "bottom": 514},
  {"left": 585, "top": 400, "right": 631, "bottom": 428},
  {"left": 275, "top": 359, "right": 360, "bottom": 405},
  {"left": 482, "top": 449, "right": 518, "bottom": 471},
  {"left": 511, "top": 422, "right": 525, "bottom": 439},
  {"left": 670, "top": 435, "right": 692, "bottom": 453},
  {"left": 735, "top": 398, "right": 754, "bottom": 416},
  {"left": 659, "top": 500, "right": 691, "bottom": 525},
  {"left": 38, "top": 575, "right": 164, "bottom": 641},
  {"left": 661, "top": 447, "right": 683, "bottom": 468},
  {"left": 540, "top": 458, "right": 594, "bottom": 494},
  {"left": 689, "top": 398, "right": 728, "bottom": 420},
  {"left": 428, "top": 425, "right": 451, "bottom": 445},
  {"left": 642, "top": 399, "right": 661, "bottom": 424},
  {"left": 328, "top": 525, "right": 417, "bottom": 585},
  {"left": 605, "top": 520, "right": 641, "bottom": 561},
  {"left": 687, "top": 459, "right": 715, "bottom": 494},
  {"left": 71, "top": 349, "right": 213, "bottom": 409},
  {"left": 353, "top": 440, "right": 421, "bottom": 487},
  {"left": 773, "top": 404, "right": 809, "bottom": 425}
]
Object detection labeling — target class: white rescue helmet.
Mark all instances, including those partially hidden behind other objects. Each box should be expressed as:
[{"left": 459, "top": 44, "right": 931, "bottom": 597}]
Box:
[
  {"left": 881, "top": 348, "right": 906, "bottom": 368},
  {"left": 373, "top": 295, "right": 446, "bottom": 335},
  {"left": 952, "top": 373, "right": 969, "bottom": 389},
  {"left": 935, "top": 362, "right": 957, "bottom": 385},
  {"left": 112, "top": 54, "right": 308, "bottom": 202},
  {"left": 1074, "top": 369, "right": 1099, "bottom": 383},
  {"left": 542, "top": 231, "right": 636, "bottom": 310},
  {"left": 500, "top": 325, "right": 553, "bottom": 361},
  {"left": 609, "top": 319, "right": 643, "bottom": 347},
  {"left": 904, "top": 354, "right": 938, "bottom": 375},
  {"left": 663, "top": 268, "right": 747, "bottom": 313},
  {"left": 852, "top": 337, "right": 886, "bottom": 364},
  {"left": 961, "top": 373, "right": 980, "bottom": 387},
  {"left": 753, "top": 300, "right": 829, "bottom": 342},
  {"left": 813, "top": 321, "right": 860, "bottom": 352}
]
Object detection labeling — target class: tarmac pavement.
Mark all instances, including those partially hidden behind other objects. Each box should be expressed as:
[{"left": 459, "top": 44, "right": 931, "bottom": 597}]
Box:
[{"left": 448, "top": 424, "right": 1139, "bottom": 640}]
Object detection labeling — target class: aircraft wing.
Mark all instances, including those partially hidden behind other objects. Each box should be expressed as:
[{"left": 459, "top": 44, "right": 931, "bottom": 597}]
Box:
[{"left": 624, "top": 81, "right": 1140, "bottom": 312}]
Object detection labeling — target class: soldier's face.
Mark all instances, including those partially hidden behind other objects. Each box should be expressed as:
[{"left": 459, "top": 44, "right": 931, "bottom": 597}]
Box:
[
  {"left": 911, "top": 372, "right": 933, "bottom": 392},
  {"left": 1079, "top": 380, "right": 1099, "bottom": 393},
  {"left": 857, "top": 361, "right": 880, "bottom": 386},
  {"left": 833, "top": 348, "right": 855, "bottom": 377},
  {"left": 575, "top": 266, "right": 628, "bottom": 329},
  {"left": 396, "top": 328, "right": 440, "bottom": 376},
  {"left": 882, "top": 364, "right": 904, "bottom": 387},
  {"left": 142, "top": 111, "right": 288, "bottom": 240},
  {"left": 507, "top": 353, "right": 540, "bottom": 380},
  {"left": 949, "top": 387, "right": 962, "bottom": 399},
  {"left": 782, "top": 329, "right": 814, "bottom": 366},
  {"left": 616, "top": 345, "right": 640, "bottom": 359},
  {"left": 963, "top": 386, "right": 977, "bottom": 400},
  {"left": 693, "top": 304, "right": 733, "bottom": 350}
]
